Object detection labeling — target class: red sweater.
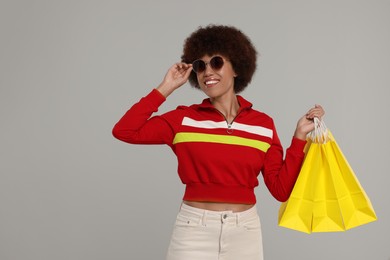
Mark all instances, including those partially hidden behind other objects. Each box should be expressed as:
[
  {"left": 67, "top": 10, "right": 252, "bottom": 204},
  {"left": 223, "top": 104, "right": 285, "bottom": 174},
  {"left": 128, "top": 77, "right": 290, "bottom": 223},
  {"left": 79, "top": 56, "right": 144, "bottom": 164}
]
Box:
[{"left": 112, "top": 89, "right": 306, "bottom": 203}]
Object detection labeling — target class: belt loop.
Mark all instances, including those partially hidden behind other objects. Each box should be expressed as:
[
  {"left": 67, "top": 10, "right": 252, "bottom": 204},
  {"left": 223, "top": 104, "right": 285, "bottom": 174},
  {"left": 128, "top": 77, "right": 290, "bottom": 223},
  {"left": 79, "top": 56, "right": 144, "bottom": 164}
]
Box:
[
  {"left": 202, "top": 210, "right": 207, "bottom": 226},
  {"left": 236, "top": 212, "right": 240, "bottom": 226}
]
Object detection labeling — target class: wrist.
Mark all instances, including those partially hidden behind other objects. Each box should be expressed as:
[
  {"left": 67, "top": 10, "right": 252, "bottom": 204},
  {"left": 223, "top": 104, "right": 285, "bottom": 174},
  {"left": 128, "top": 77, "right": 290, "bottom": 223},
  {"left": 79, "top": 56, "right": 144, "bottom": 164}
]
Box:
[
  {"left": 294, "top": 130, "right": 307, "bottom": 141},
  {"left": 156, "top": 82, "right": 174, "bottom": 98}
]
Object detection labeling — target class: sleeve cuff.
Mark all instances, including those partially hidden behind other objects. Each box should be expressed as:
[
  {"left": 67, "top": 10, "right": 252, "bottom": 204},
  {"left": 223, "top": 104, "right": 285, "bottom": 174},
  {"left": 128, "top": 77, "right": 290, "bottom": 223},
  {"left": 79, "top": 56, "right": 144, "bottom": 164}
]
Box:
[
  {"left": 143, "top": 88, "right": 166, "bottom": 108},
  {"left": 152, "top": 88, "right": 167, "bottom": 100},
  {"left": 289, "top": 137, "right": 307, "bottom": 152}
]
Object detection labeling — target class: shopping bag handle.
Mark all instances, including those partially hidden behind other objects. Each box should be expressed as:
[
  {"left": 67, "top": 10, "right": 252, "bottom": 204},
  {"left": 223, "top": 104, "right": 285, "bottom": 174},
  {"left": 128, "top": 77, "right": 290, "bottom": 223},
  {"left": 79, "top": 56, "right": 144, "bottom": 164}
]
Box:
[{"left": 307, "top": 117, "right": 329, "bottom": 143}]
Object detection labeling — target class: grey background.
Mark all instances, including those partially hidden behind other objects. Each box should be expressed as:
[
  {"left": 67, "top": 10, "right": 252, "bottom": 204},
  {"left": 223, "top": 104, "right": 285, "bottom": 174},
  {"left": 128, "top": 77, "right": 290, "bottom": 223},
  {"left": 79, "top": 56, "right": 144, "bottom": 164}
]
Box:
[{"left": 1, "top": 1, "right": 389, "bottom": 259}]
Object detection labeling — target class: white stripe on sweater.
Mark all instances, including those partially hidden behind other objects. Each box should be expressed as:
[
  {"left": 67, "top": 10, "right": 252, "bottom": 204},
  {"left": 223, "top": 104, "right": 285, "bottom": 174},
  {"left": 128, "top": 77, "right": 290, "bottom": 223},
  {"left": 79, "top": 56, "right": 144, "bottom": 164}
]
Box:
[{"left": 182, "top": 117, "right": 273, "bottom": 138}]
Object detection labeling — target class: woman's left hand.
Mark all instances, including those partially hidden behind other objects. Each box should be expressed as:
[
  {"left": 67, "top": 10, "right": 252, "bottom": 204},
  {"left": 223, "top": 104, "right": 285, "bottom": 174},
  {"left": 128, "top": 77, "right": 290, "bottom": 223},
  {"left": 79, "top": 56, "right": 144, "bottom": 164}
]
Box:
[{"left": 294, "top": 104, "right": 325, "bottom": 140}]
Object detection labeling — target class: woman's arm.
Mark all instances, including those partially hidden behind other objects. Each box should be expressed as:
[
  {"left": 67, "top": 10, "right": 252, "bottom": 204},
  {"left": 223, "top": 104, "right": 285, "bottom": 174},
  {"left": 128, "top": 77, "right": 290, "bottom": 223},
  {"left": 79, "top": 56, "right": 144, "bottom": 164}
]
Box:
[
  {"left": 262, "top": 105, "right": 325, "bottom": 201},
  {"left": 112, "top": 63, "right": 193, "bottom": 145}
]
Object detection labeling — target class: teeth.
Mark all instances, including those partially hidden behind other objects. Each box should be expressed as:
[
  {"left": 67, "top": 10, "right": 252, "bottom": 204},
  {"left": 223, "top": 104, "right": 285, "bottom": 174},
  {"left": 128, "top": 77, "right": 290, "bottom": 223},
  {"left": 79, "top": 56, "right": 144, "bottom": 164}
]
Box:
[{"left": 206, "top": 80, "right": 219, "bottom": 85}]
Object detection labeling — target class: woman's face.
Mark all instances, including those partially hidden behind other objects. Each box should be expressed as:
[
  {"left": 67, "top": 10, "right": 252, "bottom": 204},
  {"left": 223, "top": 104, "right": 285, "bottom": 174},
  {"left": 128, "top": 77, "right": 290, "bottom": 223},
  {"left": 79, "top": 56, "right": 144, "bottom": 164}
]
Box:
[{"left": 195, "top": 54, "right": 237, "bottom": 100}]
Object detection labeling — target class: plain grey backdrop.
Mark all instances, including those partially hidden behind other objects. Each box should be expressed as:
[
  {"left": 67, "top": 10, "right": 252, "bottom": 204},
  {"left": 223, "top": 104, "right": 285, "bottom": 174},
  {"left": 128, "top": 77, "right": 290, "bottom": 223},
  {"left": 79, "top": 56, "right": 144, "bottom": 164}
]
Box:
[{"left": 1, "top": 0, "right": 389, "bottom": 259}]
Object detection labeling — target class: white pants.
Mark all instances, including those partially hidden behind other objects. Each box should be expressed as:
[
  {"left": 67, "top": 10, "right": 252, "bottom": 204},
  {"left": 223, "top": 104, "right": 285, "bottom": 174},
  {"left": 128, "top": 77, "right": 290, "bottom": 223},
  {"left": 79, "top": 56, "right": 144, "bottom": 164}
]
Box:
[{"left": 166, "top": 203, "right": 264, "bottom": 260}]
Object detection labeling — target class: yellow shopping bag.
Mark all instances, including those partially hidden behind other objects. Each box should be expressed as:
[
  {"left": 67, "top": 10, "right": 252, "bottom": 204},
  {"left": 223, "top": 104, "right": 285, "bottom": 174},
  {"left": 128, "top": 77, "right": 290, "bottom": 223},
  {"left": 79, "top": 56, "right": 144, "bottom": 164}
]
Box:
[{"left": 278, "top": 119, "right": 377, "bottom": 233}]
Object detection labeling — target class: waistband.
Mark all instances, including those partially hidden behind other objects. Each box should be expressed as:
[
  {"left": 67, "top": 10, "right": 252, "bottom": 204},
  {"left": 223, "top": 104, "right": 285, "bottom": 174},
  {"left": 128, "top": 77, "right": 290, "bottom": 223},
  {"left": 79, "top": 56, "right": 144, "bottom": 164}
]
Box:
[
  {"left": 179, "top": 203, "right": 258, "bottom": 225},
  {"left": 183, "top": 183, "right": 257, "bottom": 204}
]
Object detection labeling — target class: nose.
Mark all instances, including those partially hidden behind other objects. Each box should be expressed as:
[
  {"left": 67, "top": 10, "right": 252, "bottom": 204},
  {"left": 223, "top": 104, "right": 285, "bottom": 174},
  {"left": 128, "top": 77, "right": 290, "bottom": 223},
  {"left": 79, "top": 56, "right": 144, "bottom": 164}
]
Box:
[{"left": 204, "top": 61, "right": 214, "bottom": 75}]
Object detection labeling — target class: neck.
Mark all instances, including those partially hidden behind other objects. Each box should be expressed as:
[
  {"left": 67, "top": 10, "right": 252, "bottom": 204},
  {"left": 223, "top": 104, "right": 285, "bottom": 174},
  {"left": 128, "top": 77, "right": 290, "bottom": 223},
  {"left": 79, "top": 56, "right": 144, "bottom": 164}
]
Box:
[{"left": 210, "top": 94, "right": 240, "bottom": 123}]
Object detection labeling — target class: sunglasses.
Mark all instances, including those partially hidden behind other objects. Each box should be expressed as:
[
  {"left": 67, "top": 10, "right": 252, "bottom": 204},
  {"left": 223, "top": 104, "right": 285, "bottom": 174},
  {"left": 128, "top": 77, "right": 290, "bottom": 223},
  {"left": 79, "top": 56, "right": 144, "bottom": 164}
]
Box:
[{"left": 192, "top": 56, "right": 225, "bottom": 73}]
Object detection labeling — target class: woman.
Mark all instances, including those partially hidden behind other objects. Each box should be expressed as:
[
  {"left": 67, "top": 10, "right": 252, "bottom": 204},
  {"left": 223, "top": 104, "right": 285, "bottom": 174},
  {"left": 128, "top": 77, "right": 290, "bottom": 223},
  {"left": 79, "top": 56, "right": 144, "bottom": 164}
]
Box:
[{"left": 112, "top": 25, "right": 324, "bottom": 260}]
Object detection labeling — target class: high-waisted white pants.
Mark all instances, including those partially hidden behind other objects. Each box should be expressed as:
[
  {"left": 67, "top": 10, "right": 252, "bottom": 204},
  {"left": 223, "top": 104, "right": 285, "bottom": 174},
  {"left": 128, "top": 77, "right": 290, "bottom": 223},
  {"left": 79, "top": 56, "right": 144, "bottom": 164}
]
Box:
[{"left": 166, "top": 203, "right": 264, "bottom": 260}]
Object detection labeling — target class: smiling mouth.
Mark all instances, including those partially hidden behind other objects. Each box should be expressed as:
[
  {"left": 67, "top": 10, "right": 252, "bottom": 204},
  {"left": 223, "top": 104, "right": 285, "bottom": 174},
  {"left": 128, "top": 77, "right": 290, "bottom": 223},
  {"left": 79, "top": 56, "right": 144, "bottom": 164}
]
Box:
[{"left": 204, "top": 79, "right": 219, "bottom": 88}]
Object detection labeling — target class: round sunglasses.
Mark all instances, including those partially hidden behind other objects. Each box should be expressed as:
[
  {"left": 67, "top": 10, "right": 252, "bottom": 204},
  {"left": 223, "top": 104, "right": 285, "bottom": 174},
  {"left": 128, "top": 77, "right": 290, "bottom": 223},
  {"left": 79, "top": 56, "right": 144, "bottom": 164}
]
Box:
[{"left": 192, "top": 56, "right": 225, "bottom": 73}]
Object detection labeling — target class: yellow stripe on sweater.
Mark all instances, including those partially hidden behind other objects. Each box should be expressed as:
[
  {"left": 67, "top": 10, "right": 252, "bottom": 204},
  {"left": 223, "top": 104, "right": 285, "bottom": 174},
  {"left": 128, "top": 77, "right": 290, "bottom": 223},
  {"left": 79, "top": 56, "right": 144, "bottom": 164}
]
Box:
[{"left": 173, "top": 132, "right": 270, "bottom": 152}]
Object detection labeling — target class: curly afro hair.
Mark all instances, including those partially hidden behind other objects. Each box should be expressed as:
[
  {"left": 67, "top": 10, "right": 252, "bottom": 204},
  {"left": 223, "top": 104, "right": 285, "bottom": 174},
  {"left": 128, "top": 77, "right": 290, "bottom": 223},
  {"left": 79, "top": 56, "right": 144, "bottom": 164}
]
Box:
[{"left": 181, "top": 25, "right": 257, "bottom": 93}]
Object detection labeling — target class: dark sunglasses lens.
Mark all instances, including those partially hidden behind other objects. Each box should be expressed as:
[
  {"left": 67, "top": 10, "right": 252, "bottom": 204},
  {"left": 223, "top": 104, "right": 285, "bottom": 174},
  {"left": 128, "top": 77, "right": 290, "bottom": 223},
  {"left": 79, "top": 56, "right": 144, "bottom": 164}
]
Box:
[
  {"left": 192, "top": 60, "right": 206, "bottom": 73},
  {"left": 210, "top": 56, "right": 224, "bottom": 70}
]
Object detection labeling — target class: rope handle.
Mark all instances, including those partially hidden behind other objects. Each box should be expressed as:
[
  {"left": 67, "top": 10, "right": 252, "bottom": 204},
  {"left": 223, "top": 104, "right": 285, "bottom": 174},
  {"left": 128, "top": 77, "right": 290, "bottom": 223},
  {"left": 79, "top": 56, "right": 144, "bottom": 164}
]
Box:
[{"left": 307, "top": 117, "right": 329, "bottom": 143}]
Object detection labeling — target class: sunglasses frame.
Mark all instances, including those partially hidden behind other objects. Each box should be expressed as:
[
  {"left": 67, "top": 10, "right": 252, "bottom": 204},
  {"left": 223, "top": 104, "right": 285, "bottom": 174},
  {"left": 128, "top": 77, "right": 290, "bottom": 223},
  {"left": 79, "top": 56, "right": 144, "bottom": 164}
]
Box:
[{"left": 192, "top": 56, "right": 225, "bottom": 73}]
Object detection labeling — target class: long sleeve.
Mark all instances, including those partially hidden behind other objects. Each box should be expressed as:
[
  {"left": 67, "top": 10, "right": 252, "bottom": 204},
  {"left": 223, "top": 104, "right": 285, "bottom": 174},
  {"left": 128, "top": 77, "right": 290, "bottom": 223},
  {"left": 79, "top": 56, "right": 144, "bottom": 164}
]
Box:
[
  {"left": 112, "top": 89, "right": 176, "bottom": 145},
  {"left": 262, "top": 126, "right": 307, "bottom": 202}
]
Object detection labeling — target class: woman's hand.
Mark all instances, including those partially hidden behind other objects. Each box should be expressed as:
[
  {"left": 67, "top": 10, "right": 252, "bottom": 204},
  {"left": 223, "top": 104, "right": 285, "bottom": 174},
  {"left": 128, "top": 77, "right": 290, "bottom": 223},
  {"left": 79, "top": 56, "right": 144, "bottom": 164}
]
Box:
[
  {"left": 294, "top": 104, "right": 325, "bottom": 140},
  {"left": 156, "top": 63, "right": 193, "bottom": 98}
]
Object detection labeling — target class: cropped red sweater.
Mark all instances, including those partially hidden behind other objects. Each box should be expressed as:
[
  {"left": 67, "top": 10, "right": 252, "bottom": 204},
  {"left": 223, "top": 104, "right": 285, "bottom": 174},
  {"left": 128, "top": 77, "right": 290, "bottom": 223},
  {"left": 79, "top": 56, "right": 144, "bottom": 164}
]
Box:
[{"left": 112, "top": 89, "right": 307, "bottom": 203}]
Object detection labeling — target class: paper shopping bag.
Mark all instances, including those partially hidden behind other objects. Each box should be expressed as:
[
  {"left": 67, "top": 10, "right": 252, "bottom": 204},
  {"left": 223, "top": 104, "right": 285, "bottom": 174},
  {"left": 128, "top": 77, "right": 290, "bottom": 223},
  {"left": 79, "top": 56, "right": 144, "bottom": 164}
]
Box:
[
  {"left": 310, "top": 142, "right": 346, "bottom": 232},
  {"left": 277, "top": 141, "right": 318, "bottom": 233},
  {"left": 323, "top": 131, "right": 377, "bottom": 230},
  {"left": 278, "top": 119, "right": 377, "bottom": 233}
]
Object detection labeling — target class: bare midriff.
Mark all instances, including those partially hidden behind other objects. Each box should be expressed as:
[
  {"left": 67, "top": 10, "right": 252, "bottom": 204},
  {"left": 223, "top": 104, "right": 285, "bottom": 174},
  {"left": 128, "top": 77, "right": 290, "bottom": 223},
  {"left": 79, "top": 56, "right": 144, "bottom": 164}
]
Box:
[{"left": 183, "top": 200, "right": 254, "bottom": 213}]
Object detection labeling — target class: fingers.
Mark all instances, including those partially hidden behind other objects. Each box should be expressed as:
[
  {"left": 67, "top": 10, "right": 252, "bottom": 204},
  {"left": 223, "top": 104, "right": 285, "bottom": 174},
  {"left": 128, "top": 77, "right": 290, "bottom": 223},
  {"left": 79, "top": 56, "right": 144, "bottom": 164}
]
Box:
[
  {"left": 305, "top": 104, "right": 325, "bottom": 119},
  {"left": 175, "top": 62, "right": 192, "bottom": 69},
  {"left": 174, "top": 62, "right": 192, "bottom": 74},
  {"left": 169, "top": 62, "right": 193, "bottom": 83}
]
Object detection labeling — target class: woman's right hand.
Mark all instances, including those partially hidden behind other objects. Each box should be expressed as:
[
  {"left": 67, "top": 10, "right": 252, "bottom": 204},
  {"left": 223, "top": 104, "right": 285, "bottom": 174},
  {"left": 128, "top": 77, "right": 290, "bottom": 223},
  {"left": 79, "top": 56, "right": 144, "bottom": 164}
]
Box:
[{"left": 156, "top": 63, "right": 193, "bottom": 98}]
